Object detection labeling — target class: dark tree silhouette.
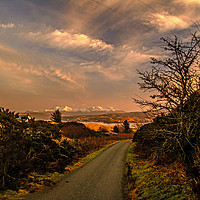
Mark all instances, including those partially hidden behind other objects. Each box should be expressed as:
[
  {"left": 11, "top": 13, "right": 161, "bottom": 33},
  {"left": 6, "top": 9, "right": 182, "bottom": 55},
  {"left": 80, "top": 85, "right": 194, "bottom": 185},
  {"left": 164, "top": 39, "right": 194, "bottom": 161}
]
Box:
[
  {"left": 113, "top": 125, "right": 119, "bottom": 133},
  {"left": 51, "top": 109, "right": 62, "bottom": 123},
  {"left": 122, "top": 120, "right": 130, "bottom": 133},
  {"left": 135, "top": 34, "right": 200, "bottom": 114}
]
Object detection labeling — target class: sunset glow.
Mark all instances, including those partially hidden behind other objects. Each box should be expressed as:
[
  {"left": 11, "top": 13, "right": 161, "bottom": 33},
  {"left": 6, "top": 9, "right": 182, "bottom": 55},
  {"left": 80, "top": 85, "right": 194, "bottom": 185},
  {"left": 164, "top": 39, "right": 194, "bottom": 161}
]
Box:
[{"left": 0, "top": 0, "right": 199, "bottom": 112}]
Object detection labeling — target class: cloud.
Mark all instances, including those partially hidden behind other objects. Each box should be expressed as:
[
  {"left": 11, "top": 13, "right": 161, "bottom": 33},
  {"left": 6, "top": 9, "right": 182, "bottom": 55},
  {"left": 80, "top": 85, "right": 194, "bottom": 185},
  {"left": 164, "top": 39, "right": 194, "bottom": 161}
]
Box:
[
  {"left": 0, "top": 60, "right": 83, "bottom": 89},
  {"left": 177, "top": 0, "right": 200, "bottom": 4},
  {"left": 63, "top": 106, "right": 73, "bottom": 111},
  {"left": 141, "top": 0, "right": 200, "bottom": 33},
  {"left": 0, "top": 23, "right": 15, "bottom": 29},
  {"left": 82, "top": 64, "right": 125, "bottom": 81},
  {"left": 79, "top": 44, "right": 153, "bottom": 82},
  {"left": 26, "top": 29, "right": 113, "bottom": 51},
  {"left": 2, "top": 0, "right": 199, "bottom": 112},
  {"left": 148, "top": 12, "right": 189, "bottom": 31},
  {"left": 0, "top": 43, "right": 83, "bottom": 90}
]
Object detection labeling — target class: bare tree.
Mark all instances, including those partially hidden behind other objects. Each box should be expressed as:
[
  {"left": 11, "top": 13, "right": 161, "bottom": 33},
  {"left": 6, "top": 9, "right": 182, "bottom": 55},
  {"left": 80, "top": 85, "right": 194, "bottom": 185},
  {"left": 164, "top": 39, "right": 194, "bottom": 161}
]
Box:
[
  {"left": 134, "top": 32, "right": 200, "bottom": 182},
  {"left": 135, "top": 34, "right": 200, "bottom": 114}
]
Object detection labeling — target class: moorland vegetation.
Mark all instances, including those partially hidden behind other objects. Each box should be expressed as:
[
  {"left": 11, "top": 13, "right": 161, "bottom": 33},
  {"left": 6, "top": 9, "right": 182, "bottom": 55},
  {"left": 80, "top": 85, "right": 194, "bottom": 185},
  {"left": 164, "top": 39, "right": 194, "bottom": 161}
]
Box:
[
  {"left": 126, "top": 30, "right": 200, "bottom": 198},
  {"left": 0, "top": 107, "right": 133, "bottom": 199}
]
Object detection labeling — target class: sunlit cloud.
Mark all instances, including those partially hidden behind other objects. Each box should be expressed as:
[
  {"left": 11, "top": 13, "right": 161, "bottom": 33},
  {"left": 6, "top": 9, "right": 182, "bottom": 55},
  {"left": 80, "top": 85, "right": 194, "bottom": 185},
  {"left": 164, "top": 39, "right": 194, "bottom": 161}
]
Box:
[
  {"left": 148, "top": 12, "right": 189, "bottom": 31},
  {"left": 177, "top": 0, "right": 200, "bottom": 4},
  {"left": 0, "top": 43, "right": 83, "bottom": 89},
  {"left": 0, "top": 60, "right": 83, "bottom": 89},
  {"left": 63, "top": 106, "right": 73, "bottom": 111},
  {"left": 0, "top": 0, "right": 199, "bottom": 111},
  {"left": 79, "top": 45, "right": 153, "bottom": 81},
  {"left": 0, "top": 23, "right": 15, "bottom": 29},
  {"left": 26, "top": 29, "right": 113, "bottom": 51}
]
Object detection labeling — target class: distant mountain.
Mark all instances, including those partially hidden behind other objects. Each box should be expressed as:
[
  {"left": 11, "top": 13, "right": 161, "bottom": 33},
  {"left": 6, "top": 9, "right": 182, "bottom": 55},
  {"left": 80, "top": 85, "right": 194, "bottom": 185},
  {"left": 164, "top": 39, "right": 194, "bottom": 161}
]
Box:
[
  {"left": 23, "top": 108, "right": 152, "bottom": 123},
  {"left": 61, "top": 111, "right": 152, "bottom": 123},
  {"left": 25, "top": 106, "right": 124, "bottom": 120},
  {"left": 45, "top": 105, "right": 124, "bottom": 115}
]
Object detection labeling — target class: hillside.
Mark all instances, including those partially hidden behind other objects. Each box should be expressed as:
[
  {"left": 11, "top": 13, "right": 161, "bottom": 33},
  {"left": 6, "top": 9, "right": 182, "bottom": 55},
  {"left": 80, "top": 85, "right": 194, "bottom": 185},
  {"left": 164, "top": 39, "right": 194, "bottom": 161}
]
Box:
[
  {"left": 62, "top": 112, "right": 152, "bottom": 123},
  {"left": 23, "top": 111, "right": 152, "bottom": 123}
]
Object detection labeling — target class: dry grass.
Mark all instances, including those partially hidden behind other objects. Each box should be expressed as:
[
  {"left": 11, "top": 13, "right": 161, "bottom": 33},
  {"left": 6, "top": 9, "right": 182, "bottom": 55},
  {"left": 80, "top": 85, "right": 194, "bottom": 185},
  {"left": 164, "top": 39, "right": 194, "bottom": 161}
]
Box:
[
  {"left": 85, "top": 123, "right": 135, "bottom": 133},
  {"left": 124, "top": 143, "right": 197, "bottom": 200},
  {"left": 84, "top": 123, "right": 115, "bottom": 132}
]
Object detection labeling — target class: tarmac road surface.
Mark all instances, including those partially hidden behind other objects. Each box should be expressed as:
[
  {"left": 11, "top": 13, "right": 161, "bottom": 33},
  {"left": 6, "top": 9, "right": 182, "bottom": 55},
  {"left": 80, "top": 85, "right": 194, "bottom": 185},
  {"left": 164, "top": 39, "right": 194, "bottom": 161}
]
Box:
[{"left": 24, "top": 140, "right": 131, "bottom": 200}]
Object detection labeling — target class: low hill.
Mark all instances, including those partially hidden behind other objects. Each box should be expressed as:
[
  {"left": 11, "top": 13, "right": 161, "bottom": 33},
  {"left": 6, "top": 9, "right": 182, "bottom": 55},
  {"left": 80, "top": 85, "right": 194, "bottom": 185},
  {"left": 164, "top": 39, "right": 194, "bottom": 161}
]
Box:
[
  {"left": 24, "top": 111, "right": 152, "bottom": 123},
  {"left": 62, "top": 112, "right": 152, "bottom": 123}
]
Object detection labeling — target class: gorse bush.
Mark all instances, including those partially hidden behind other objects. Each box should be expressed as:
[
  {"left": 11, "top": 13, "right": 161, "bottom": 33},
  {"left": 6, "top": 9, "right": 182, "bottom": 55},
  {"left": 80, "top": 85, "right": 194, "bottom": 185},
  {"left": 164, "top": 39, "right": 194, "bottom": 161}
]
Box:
[
  {"left": 134, "top": 92, "right": 200, "bottom": 170},
  {"left": 61, "top": 122, "right": 99, "bottom": 138},
  {"left": 113, "top": 125, "right": 119, "bottom": 133},
  {"left": 0, "top": 107, "right": 121, "bottom": 192},
  {"left": 133, "top": 116, "right": 178, "bottom": 162},
  {"left": 0, "top": 108, "right": 80, "bottom": 190},
  {"left": 0, "top": 109, "right": 81, "bottom": 189}
]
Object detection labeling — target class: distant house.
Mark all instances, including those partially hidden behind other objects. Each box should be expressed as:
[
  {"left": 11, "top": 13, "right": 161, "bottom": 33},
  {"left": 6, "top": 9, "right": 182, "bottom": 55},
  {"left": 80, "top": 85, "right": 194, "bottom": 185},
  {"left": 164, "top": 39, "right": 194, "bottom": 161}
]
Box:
[
  {"left": 103, "top": 132, "right": 118, "bottom": 136},
  {"left": 110, "top": 132, "right": 118, "bottom": 136},
  {"left": 16, "top": 114, "right": 31, "bottom": 121}
]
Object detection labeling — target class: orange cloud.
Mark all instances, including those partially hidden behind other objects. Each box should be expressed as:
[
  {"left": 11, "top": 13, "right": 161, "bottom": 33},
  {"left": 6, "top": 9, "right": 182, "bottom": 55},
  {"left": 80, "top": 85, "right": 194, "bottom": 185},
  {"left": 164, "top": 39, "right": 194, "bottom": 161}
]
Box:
[
  {"left": 149, "top": 12, "right": 189, "bottom": 31},
  {"left": 0, "top": 23, "right": 15, "bottom": 29},
  {"left": 0, "top": 43, "right": 83, "bottom": 89},
  {"left": 177, "top": 0, "right": 200, "bottom": 3},
  {"left": 27, "top": 29, "right": 113, "bottom": 51}
]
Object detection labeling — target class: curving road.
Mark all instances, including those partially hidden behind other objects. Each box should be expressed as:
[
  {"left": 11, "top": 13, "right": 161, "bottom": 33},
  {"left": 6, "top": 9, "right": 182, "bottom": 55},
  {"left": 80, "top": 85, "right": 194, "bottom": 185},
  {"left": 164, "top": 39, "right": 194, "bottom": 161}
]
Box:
[{"left": 25, "top": 140, "right": 131, "bottom": 200}]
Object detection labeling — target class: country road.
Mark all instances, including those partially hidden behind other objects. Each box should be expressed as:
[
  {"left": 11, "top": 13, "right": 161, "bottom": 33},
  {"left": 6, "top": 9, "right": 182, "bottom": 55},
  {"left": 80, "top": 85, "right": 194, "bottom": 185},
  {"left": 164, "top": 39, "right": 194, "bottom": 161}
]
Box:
[{"left": 24, "top": 140, "right": 131, "bottom": 200}]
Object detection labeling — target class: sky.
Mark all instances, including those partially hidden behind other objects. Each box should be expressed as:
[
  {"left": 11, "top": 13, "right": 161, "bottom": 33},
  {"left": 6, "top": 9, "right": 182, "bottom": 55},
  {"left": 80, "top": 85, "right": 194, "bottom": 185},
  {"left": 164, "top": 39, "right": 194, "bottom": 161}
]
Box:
[{"left": 0, "top": 0, "right": 200, "bottom": 112}]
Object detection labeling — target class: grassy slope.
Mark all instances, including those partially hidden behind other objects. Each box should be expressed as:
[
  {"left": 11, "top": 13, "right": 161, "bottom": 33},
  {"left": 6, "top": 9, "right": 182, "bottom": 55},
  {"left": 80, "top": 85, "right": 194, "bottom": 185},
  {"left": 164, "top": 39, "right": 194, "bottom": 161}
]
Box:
[
  {"left": 0, "top": 141, "right": 119, "bottom": 200},
  {"left": 124, "top": 143, "right": 197, "bottom": 200}
]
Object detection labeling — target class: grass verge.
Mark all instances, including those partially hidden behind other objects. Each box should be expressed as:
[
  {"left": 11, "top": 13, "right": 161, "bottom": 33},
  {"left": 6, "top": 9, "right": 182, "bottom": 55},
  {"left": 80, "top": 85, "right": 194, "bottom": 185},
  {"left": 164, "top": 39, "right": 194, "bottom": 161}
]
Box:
[
  {"left": 123, "top": 143, "right": 197, "bottom": 200},
  {"left": 65, "top": 141, "right": 119, "bottom": 172},
  {"left": 0, "top": 141, "right": 119, "bottom": 200}
]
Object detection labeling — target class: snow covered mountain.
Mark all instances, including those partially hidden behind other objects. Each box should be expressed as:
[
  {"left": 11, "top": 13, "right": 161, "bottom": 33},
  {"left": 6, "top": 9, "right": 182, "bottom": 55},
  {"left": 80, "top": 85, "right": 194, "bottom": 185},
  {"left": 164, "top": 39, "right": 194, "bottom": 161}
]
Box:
[{"left": 45, "top": 105, "right": 124, "bottom": 115}]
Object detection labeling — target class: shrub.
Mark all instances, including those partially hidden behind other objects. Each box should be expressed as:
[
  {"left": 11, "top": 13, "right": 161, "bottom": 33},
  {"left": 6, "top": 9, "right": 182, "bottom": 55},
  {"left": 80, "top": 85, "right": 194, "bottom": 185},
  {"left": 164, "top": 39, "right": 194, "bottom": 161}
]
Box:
[
  {"left": 113, "top": 125, "right": 119, "bottom": 133},
  {"left": 61, "top": 122, "right": 97, "bottom": 138}
]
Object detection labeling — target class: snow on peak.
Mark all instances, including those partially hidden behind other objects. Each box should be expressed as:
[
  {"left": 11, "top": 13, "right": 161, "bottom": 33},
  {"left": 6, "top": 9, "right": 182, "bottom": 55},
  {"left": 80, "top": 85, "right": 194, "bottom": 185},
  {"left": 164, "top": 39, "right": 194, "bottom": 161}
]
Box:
[
  {"left": 63, "top": 106, "right": 73, "bottom": 111},
  {"left": 45, "top": 105, "right": 121, "bottom": 113}
]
